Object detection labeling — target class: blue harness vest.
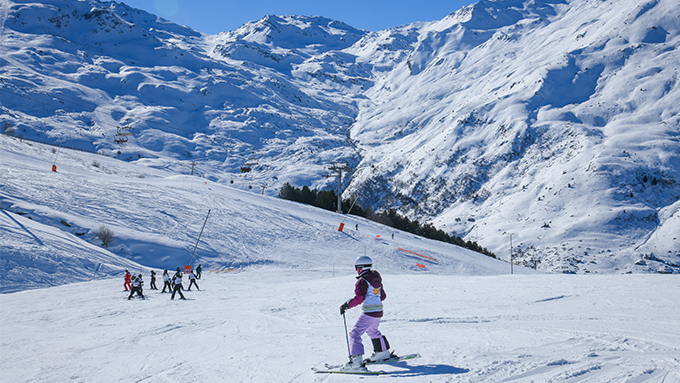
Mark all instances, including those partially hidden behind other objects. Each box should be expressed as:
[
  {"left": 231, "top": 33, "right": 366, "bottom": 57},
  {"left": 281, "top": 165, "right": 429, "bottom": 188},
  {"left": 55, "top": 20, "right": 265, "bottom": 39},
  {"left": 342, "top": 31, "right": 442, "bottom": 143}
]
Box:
[{"left": 361, "top": 278, "right": 383, "bottom": 313}]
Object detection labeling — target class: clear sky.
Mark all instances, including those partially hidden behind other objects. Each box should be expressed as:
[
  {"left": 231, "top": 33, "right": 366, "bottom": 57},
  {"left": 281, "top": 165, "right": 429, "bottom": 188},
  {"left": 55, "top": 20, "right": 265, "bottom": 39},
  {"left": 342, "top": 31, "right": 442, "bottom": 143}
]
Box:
[{"left": 120, "top": 0, "right": 477, "bottom": 34}]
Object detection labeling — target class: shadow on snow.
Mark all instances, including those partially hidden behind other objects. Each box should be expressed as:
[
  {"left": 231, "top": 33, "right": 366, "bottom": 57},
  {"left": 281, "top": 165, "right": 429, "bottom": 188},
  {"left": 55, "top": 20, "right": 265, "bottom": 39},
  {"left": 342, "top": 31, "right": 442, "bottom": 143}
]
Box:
[{"left": 382, "top": 362, "right": 469, "bottom": 377}]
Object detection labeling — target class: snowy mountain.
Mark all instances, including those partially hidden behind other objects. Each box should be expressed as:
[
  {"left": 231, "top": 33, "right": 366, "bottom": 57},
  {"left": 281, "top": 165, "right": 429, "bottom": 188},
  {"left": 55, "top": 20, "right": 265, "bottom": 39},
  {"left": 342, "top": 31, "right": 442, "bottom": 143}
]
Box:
[
  {"left": 2, "top": 3, "right": 680, "bottom": 380},
  {"left": 1, "top": 0, "right": 679, "bottom": 274},
  {"left": 343, "top": 0, "right": 680, "bottom": 273}
]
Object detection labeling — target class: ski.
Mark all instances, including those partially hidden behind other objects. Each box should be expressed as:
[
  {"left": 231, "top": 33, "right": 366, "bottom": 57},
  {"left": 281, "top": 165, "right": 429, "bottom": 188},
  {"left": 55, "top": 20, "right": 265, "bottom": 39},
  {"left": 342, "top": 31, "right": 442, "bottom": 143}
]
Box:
[
  {"left": 320, "top": 352, "right": 420, "bottom": 371},
  {"left": 312, "top": 367, "right": 383, "bottom": 375},
  {"left": 324, "top": 363, "right": 344, "bottom": 370},
  {"left": 365, "top": 352, "right": 420, "bottom": 365}
]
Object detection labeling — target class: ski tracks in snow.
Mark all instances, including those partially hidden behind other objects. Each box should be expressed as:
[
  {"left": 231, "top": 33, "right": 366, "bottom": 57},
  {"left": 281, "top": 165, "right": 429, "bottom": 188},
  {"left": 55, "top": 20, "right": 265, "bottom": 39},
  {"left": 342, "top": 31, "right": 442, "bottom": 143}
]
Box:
[{"left": 2, "top": 271, "right": 679, "bottom": 382}]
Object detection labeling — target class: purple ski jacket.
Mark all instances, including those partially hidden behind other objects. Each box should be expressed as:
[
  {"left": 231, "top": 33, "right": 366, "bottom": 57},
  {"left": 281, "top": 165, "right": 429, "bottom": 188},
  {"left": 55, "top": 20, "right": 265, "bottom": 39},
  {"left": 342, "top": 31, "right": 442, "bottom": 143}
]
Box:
[{"left": 348, "top": 269, "right": 387, "bottom": 318}]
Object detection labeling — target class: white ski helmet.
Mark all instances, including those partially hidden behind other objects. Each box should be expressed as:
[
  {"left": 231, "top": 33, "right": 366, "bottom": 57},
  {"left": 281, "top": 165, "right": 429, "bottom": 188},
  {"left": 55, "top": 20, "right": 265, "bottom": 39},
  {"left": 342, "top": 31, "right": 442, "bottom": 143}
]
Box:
[{"left": 355, "top": 255, "right": 373, "bottom": 271}]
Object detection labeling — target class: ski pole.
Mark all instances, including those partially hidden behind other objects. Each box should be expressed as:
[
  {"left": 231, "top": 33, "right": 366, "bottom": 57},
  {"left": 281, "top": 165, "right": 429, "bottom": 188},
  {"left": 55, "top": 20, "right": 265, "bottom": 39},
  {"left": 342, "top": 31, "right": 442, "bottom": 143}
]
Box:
[{"left": 343, "top": 312, "right": 351, "bottom": 360}]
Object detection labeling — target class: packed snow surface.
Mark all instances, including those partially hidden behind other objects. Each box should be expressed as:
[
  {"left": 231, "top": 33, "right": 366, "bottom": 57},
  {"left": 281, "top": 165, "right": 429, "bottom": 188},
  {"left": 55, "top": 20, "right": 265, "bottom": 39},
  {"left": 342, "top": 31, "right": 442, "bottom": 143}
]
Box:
[{"left": 2, "top": 270, "right": 678, "bottom": 382}]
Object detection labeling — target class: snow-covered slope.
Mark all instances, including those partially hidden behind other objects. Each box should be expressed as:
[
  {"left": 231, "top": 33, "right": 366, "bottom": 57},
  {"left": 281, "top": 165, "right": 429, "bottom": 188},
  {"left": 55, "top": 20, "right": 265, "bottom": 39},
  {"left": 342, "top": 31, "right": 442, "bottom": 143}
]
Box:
[
  {"left": 1, "top": 268, "right": 678, "bottom": 382},
  {"left": 1, "top": 0, "right": 679, "bottom": 273},
  {"left": 1, "top": 134, "right": 518, "bottom": 293},
  {"left": 0, "top": 202, "right": 143, "bottom": 293},
  {"left": 1, "top": 136, "right": 677, "bottom": 382}
]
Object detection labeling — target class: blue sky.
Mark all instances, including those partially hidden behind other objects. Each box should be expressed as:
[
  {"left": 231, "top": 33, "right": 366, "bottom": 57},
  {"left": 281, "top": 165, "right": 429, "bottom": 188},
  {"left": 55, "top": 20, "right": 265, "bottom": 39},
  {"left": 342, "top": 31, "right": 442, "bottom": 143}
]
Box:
[{"left": 121, "top": 0, "right": 477, "bottom": 34}]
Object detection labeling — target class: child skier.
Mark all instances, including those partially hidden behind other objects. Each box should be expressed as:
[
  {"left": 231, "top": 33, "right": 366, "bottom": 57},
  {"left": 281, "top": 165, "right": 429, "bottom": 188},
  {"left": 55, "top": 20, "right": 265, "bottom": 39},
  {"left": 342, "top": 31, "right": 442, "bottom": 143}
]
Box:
[
  {"left": 149, "top": 270, "right": 158, "bottom": 290},
  {"left": 161, "top": 269, "right": 172, "bottom": 293},
  {"left": 128, "top": 275, "right": 145, "bottom": 299},
  {"left": 171, "top": 267, "right": 186, "bottom": 300},
  {"left": 339, "top": 256, "right": 392, "bottom": 371},
  {"left": 123, "top": 270, "right": 131, "bottom": 291},
  {"left": 187, "top": 271, "right": 199, "bottom": 291}
]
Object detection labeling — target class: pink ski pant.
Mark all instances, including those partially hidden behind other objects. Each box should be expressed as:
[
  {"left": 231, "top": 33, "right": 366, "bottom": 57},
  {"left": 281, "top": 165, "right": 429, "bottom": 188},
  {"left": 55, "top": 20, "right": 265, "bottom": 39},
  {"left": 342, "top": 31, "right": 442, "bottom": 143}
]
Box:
[{"left": 349, "top": 313, "right": 386, "bottom": 356}]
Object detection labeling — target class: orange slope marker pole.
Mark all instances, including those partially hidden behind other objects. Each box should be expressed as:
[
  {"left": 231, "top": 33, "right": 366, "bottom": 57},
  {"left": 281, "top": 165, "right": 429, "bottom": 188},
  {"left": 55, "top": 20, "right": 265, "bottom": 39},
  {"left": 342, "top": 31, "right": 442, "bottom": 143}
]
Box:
[{"left": 398, "top": 247, "right": 438, "bottom": 262}]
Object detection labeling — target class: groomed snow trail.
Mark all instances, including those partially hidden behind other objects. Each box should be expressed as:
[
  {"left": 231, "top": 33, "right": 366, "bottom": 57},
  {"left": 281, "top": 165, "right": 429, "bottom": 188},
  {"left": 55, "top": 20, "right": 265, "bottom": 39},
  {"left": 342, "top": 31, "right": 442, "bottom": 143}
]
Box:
[{"left": 2, "top": 270, "right": 678, "bottom": 382}]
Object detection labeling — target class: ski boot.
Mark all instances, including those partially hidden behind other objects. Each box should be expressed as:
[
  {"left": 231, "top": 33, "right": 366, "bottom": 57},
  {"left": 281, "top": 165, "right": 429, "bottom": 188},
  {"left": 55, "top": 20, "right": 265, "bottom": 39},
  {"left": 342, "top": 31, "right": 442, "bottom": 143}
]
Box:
[
  {"left": 367, "top": 336, "right": 392, "bottom": 363},
  {"left": 341, "top": 355, "right": 367, "bottom": 371},
  {"left": 367, "top": 350, "right": 392, "bottom": 362}
]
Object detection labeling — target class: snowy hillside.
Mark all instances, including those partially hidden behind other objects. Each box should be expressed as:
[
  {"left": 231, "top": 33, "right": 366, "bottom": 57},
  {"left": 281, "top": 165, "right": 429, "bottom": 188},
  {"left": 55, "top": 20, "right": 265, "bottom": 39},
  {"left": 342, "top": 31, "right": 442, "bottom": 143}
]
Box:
[
  {"left": 0, "top": 135, "right": 677, "bottom": 380},
  {"left": 342, "top": 0, "right": 680, "bottom": 273},
  {"left": 1, "top": 0, "right": 679, "bottom": 273},
  {"left": 1, "top": 134, "right": 516, "bottom": 293}
]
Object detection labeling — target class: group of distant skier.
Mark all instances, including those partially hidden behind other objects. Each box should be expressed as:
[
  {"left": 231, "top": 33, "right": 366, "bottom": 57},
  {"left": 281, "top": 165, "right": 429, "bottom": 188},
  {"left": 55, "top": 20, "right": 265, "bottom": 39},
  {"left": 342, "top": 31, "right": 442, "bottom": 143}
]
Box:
[{"left": 124, "top": 264, "right": 202, "bottom": 300}]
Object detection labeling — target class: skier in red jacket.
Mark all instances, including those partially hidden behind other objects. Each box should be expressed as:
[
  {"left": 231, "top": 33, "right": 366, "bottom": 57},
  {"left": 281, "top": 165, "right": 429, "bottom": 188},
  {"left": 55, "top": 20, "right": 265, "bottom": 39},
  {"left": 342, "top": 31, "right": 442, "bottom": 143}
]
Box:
[
  {"left": 339, "top": 256, "right": 392, "bottom": 371},
  {"left": 123, "top": 270, "right": 132, "bottom": 291}
]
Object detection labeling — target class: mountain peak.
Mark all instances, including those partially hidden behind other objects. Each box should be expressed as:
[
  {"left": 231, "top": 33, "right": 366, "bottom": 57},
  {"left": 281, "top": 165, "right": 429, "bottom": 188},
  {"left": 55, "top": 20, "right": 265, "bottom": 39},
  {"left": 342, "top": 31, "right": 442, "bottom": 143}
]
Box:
[{"left": 217, "top": 14, "right": 367, "bottom": 49}]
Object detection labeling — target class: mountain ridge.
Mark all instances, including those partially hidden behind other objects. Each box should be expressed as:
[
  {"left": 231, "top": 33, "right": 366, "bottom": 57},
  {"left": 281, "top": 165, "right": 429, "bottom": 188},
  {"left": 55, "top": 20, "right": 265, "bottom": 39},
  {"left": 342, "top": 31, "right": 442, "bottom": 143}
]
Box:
[{"left": 1, "top": 0, "right": 678, "bottom": 274}]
